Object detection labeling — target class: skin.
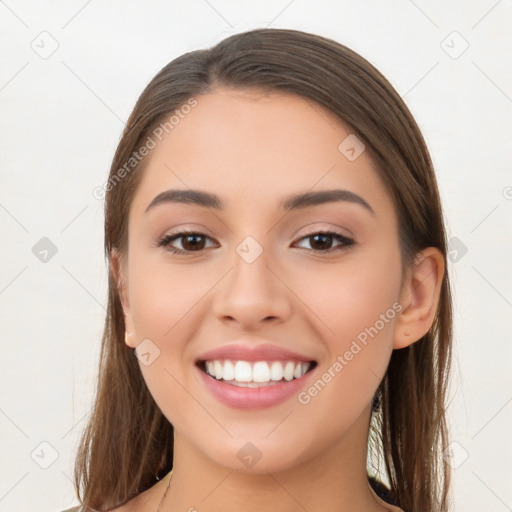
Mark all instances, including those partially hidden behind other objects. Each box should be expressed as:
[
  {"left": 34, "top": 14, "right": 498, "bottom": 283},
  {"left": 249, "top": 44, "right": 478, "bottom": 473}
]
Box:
[{"left": 110, "top": 87, "right": 444, "bottom": 512}]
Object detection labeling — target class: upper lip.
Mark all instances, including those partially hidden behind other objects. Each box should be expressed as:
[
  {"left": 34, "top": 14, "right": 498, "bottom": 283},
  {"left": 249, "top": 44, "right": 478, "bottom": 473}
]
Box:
[{"left": 196, "top": 341, "right": 316, "bottom": 363}]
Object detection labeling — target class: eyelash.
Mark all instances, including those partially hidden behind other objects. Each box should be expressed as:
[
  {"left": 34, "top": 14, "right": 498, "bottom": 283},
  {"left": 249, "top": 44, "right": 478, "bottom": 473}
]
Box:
[{"left": 157, "top": 228, "right": 355, "bottom": 255}]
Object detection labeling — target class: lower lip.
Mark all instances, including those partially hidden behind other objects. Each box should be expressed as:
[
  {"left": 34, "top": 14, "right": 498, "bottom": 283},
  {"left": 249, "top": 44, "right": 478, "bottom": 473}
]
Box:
[{"left": 197, "top": 365, "right": 316, "bottom": 409}]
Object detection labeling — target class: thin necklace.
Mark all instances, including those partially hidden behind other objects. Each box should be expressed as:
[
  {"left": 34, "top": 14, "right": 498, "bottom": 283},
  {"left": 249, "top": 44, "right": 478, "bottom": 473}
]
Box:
[{"left": 156, "top": 471, "right": 173, "bottom": 512}]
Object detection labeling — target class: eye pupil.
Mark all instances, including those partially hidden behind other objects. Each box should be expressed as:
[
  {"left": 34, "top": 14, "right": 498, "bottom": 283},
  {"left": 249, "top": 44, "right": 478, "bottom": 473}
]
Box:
[
  {"left": 182, "top": 234, "right": 205, "bottom": 251},
  {"left": 310, "top": 234, "right": 332, "bottom": 250}
]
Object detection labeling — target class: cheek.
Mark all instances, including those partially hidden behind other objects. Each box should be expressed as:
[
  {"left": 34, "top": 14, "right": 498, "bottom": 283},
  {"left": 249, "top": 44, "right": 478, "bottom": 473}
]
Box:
[
  {"left": 293, "top": 251, "right": 402, "bottom": 406},
  {"left": 128, "top": 254, "right": 215, "bottom": 340},
  {"left": 301, "top": 252, "right": 402, "bottom": 348},
  {"left": 126, "top": 256, "right": 218, "bottom": 421}
]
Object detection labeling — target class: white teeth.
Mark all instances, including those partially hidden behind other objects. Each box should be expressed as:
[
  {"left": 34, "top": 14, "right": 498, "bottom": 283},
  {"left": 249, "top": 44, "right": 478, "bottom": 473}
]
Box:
[
  {"left": 223, "top": 360, "right": 235, "bottom": 381},
  {"left": 270, "top": 361, "right": 283, "bottom": 381},
  {"left": 203, "top": 359, "right": 312, "bottom": 384},
  {"left": 234, "top": 361, "right": 252, "bottom": 382},
  {"left": 214, "top": 360, "right": 223, "bottom": 380},
  {"left": 253, "top": 362, "right": 271, "bottom": 383},
  {"left": 283, "top": 361, "right": 295, "bottom": 381}
]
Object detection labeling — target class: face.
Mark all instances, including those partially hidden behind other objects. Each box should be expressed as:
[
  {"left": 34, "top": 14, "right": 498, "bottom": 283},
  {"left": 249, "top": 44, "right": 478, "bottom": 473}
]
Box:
[{"left": 117, "top": 87, "right": 406, "bottom": 473}]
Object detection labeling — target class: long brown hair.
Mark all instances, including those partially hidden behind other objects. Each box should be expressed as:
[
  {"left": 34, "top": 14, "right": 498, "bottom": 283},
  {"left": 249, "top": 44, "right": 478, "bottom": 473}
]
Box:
[{"left": 74, "top": 28, "right": 452, "bottom": 511}]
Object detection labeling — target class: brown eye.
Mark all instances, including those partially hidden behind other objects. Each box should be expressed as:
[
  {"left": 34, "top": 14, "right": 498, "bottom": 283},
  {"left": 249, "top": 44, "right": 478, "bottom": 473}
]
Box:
[
  {"left": 309, "top": 233, "right": 334, "bottom": 251},
  {"left": 157, "top": 231, "right": 217, "bottom": 254},
  {"left": 158, "top": 230, "right": 354, "bottom": 255},
  {"left": 180, "top": 234, "right": 206, "bottom": 251},
  {"left": 295, "top": 231, "right": 355, "bottom": 253}
]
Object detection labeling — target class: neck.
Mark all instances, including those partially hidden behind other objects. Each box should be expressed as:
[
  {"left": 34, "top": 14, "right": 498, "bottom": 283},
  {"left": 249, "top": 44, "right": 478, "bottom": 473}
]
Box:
[{"left": 162, "top": 405, "right": 386, "bottom": 512}]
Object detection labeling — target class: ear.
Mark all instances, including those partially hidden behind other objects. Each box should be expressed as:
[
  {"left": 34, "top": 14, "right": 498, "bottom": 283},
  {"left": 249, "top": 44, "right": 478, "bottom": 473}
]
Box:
[
  {"left": 109, "top": 249, "right": 138, "bottom": 348},
  {"left": 393, "top": 247, "right": 445, "bottom": 349}
]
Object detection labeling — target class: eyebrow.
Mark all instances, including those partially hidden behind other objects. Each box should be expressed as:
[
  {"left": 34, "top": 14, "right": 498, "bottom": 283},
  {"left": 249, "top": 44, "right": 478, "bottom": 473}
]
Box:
[{"left": 144, "top": 188, "right": 375, "bottom": 215}]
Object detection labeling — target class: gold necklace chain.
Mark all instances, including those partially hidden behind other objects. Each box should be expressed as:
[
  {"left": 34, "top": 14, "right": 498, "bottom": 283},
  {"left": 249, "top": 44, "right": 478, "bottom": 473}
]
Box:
[{"left": 155, "top": 471, "right": 173, "bottom": 512}]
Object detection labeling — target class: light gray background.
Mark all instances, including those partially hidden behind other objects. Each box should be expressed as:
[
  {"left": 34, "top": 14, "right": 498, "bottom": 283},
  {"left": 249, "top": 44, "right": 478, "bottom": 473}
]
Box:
[{"left": 1, "top": 1, "right": 511, "bottom": 511}]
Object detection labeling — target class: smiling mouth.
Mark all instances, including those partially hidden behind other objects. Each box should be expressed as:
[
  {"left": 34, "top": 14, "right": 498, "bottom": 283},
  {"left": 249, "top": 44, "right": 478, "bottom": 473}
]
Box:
[{"left": 196, "top": 359, "right": 318, "bottom": 387}]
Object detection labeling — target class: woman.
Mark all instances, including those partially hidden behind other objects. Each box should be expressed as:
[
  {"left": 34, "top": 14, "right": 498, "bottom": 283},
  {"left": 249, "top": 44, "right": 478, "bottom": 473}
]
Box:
[{"left": 65, "top": 28, "right": 452, "bottom": 512}]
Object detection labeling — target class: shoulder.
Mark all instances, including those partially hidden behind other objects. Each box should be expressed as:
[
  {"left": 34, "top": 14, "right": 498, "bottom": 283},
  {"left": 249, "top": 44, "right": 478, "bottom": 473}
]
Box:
[
  {"left": 57, "top": 490, "right": 150, "bottom": 512},
  {"left": 59, "top": 505, "right": 130, "bottom": 512}
]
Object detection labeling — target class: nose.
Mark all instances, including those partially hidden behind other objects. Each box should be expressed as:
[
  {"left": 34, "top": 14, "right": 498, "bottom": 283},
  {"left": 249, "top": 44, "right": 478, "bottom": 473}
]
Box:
[{"left": 212, "top": 246, "right": 293, "bottom": 330}]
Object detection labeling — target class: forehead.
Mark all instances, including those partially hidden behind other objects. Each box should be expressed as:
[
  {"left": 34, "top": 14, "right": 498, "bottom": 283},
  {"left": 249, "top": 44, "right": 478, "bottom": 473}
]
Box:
[{"left": 130, "top": 87, "right": 395, "bottom": 220}]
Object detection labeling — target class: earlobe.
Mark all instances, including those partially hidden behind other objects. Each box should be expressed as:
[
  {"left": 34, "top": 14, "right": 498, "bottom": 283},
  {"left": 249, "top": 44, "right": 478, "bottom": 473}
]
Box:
[
  {"left": 393, "top": 247, "right": 445, "bottom": 349},
  {"left": 124, "top": 330, "right": 137, "bottom": 349}
]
